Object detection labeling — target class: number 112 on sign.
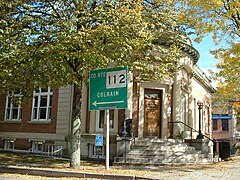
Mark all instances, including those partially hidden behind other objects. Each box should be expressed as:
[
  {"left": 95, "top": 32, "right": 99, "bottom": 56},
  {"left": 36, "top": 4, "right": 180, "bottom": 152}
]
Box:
[{"left": 106, "top": 70, "right": 127, "bottom": 89}]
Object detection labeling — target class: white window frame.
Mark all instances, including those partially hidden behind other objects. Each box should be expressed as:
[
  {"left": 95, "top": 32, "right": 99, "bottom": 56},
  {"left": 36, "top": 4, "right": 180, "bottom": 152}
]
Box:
[
  {"left": 5, "top": 93, "right": 22, "bottom": 121},
  {"left": 31, "top": 141, "right": 44, "bottom": 153},
  {"left": 95, "top": 109, "right": 118, "bottom": 133},
  {"left": 4, "top": 139, "right": 15, "bottom": 150},
  {"left": 89, "top": 144, "right": 105, "bottom": 158},
  {"left": 32, "top": 87, "right": 52, "bottom": 121}
]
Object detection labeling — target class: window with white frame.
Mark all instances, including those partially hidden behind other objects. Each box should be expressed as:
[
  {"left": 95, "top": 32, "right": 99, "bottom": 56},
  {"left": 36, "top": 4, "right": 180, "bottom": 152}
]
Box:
[
  {"left": 4, "top": 139, "right": 15, "bottom": 150},
  {"left": 31, "top": 141, "right": 44, "bottom": 153},
  {"left": 96, "top": 110, "right": 115, "bottom": 132},
  {"left": 89, "top": 144, "right": 105, "bottom": 158},
  {"left": 32, "top": 87, "right": 52, "bottom": 121},
  {"left": 5, "top": 92, "right": 22, "bottom": 121}
]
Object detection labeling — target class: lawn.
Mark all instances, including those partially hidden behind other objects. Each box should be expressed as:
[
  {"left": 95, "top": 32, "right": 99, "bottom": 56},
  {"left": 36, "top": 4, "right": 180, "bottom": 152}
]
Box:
[
  {"left": 0, "top": 151, "right": 69, "bottom": 166},
  {"left": 0, "top": 151, "right": 106, "bottom": 168}
]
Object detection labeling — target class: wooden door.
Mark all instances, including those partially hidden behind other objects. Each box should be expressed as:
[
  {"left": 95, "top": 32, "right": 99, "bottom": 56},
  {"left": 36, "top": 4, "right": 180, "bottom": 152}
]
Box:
[{"left": 144, "top": 99, "right": 161, "bottom": 137}]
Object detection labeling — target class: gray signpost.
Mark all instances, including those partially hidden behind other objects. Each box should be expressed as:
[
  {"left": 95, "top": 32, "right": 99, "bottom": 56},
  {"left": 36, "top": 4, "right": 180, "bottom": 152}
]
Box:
[{"left": 89, "top": 66, "right": 128, "bottom": 170}]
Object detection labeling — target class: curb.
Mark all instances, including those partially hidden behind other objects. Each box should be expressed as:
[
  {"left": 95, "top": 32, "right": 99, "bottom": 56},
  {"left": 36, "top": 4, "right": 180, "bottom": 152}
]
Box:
[{"left": 0, "top": 165, "right": 159, "bottom": 180}]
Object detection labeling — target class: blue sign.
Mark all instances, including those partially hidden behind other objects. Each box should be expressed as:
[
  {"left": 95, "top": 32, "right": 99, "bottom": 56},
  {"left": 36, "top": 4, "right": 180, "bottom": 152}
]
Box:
[{"left": 95, "top": 135, "right": 103, "bottom": 146}]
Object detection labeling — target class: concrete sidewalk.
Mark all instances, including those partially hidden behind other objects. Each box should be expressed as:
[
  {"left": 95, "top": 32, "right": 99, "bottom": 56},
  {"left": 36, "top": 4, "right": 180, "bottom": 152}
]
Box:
[
  {"left": 1, "top": 157, "right": 240, "bottom": 180},
  {"left": 0, "top": 162, "right": 158, "bottom": 180},
  {"left": 0, "top": 165, "right": 152, "bottom": 180}
]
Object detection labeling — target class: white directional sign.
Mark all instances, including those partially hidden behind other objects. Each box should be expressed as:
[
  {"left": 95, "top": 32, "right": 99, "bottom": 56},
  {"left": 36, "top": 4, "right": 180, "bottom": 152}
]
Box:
[{"left": 89, "top": 67, "right": 128, "bottom": 110}]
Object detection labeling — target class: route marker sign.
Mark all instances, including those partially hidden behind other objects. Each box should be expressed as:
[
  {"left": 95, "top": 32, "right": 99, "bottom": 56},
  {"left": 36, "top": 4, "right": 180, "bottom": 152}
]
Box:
[{"left": 89, "top": 66, "right": 128, "bottom": 110}]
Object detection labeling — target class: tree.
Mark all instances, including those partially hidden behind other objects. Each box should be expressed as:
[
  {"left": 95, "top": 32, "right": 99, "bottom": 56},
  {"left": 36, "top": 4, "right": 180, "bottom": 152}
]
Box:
[
  {"left": 0, "top": 0, "right": 190, "bottom": 168},
  {"left": 180, "top": 0, "right": 240, "bottom": 104}
]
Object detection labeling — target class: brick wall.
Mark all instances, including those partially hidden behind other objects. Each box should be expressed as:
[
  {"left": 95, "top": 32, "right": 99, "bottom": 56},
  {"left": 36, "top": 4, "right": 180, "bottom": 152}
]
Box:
[
  {"left": 15, "top": 139, "right": 31, "bottom": 150},
  {"left": 213, "top": 120, "right": 230, "bottom": 140},
  {"left": 0, "top": 89, "right": 59, "bottom": 133}
]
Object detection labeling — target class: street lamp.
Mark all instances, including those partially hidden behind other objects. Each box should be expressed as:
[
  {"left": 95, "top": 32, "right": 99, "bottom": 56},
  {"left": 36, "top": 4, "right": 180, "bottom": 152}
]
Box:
[{"left": 196, "top": 100, "right": 204, "bottom": 139}]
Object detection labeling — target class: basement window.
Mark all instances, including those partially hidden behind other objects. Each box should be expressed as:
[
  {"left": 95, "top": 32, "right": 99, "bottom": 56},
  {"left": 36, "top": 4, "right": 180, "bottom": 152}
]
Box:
[
  {"left": 89, "top": 144, "right": 105, "bottom": 158},
  {"left": 31, "top": 141, "right": 44, "bottom": 153},
  {"left": 4, "top": 139, "right": 15, "bottom": 150}
]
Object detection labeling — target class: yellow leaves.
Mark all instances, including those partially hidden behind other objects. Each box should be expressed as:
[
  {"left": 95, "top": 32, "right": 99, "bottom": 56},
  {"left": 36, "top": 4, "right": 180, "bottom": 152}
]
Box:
[
  {"left": 0, "top": 0, "right": 206, "bottom": 93},
  {"left": 180, "top": 0, "right": 240, "bottom": 101},
  {"left": 194, "top": 37, "right": 202, "bottom": 43},
  {"left": 237, "top": 28, "right": 240, "bottom": 35},
  {"left": 233, "top": 101, "right": 240, "bottom": 110},
  {"left": 215, "top": 0, "right": 223, "bottom": 7}
]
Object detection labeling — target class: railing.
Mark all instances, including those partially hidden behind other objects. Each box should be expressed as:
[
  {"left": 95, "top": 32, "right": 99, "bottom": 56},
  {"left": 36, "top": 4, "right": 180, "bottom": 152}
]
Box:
[
  {"left": 43, "top": 144, "right": 63, "bottom": 158},
  {"left": 29, "top": 144, "right": 63, "bottom": 158},
  {"left": 168, "top": 121, "right": 215, "bottom": 145}
]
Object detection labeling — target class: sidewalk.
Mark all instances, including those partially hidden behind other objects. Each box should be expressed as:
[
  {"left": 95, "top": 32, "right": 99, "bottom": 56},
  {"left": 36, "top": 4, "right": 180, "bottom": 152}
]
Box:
[{"left": 1, "top": 157, "right": 240, "bottom": 180}]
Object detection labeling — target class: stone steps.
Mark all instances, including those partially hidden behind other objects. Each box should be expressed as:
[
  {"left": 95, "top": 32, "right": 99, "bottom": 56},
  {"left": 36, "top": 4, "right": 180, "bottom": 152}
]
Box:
[
  {"left": 114, "top": 157, "right": 211, "bottom": 165},
  {"left": 130, "top": 145, "right": 196, "bottom": 151},
  {"left": 126, "top": 151, "right": 204, "bottom": 158},
  {"left": 114, "top": 156, "right": 210, "bottom": 164},
  {"left": 113, "top": 138, "right": 212, "bottom": 166}
]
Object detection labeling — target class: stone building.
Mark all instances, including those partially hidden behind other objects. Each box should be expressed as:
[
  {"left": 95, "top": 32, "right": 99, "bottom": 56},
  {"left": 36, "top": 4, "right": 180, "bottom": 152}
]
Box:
[{"left": 0, "top": 38, "right": 215, "bottom": 164}]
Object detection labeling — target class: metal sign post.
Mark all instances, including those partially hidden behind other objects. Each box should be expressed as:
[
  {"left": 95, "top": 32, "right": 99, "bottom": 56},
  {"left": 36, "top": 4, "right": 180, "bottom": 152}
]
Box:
[
  {"left": 89, "top": 66, "right": 128, "bottom": 170},
  {"left": 106, "top": 109, "right": 110, "bottom": 170}
]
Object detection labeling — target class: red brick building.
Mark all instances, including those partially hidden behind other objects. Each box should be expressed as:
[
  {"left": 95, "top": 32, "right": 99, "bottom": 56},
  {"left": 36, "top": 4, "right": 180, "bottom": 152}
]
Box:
[{"left": 0, "top": 87, "right": 68, "bottom": 155}]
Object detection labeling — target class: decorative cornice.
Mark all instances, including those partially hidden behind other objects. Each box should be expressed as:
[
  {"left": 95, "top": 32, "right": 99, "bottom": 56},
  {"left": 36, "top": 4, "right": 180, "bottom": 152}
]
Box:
[
  {"left": 153, "top": 38, "right": 199, "bottom": 65},
  {"left": 193, "top": 70, "right": 216, "bottom": 93}
]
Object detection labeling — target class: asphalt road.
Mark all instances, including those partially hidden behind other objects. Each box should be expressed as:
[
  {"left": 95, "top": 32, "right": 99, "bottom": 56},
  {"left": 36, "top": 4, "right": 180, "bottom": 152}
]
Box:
[{"left": 0, "top": 157, "right": 240, "bottom": 180}]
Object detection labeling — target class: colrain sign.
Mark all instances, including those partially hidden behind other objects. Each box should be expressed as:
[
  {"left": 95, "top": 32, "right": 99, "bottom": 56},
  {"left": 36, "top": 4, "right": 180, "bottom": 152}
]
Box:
[{"left": 89, "top": 66, "right": 128, "bottom": 110}]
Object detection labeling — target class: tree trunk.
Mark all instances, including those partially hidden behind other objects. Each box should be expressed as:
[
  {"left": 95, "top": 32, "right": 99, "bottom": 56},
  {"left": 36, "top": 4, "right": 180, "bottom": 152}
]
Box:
[{"left": 70, "top": 83, "right": 82, "bottom": 168}]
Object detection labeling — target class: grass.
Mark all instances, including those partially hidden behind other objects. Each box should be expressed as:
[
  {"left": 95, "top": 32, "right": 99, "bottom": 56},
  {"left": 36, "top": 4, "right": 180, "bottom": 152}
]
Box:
[
  {"left": 0, "top": 151, "right": 106, "bottom": 167},
  {"left": 0, "top": 151, "right": 69, "bottom": 166}
]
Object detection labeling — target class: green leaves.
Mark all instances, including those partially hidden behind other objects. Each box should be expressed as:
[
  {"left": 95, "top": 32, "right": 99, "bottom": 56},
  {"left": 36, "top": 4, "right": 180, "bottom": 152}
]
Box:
[
  {"left": 0, "top": 0, "right": 189, "bottom": 96},
  {"left": 180, "top": 0, "right": 240, "bottom": 102}
]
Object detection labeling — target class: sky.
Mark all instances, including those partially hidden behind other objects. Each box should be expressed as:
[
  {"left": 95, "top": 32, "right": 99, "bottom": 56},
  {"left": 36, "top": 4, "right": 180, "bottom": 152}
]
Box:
[
  {"left": 191, "top": 35, "right": 219, "bottom": 70},
  {"left": 190, "top": 35, "right": 222, "bottom": 87}
]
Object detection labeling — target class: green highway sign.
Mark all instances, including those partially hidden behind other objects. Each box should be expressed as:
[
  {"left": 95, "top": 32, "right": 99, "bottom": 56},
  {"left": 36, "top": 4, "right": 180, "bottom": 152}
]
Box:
[{"left": 89, "top": 66, "right": 128, "bottom": 110}]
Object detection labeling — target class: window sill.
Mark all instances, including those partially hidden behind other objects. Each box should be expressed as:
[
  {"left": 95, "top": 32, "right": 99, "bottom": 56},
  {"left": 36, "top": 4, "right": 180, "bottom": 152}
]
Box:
[
  {"left": 89, "top": 156, "right": 104, "bottom": 159},
  {"left": 1, "top": 120, "right": 21, "bottom": 124},
  {"left": 96, "top": 129, "right": 115, "bottom": 133},
  {"left": 28, "top": 120, "right": 51, "bottom": 124}
]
